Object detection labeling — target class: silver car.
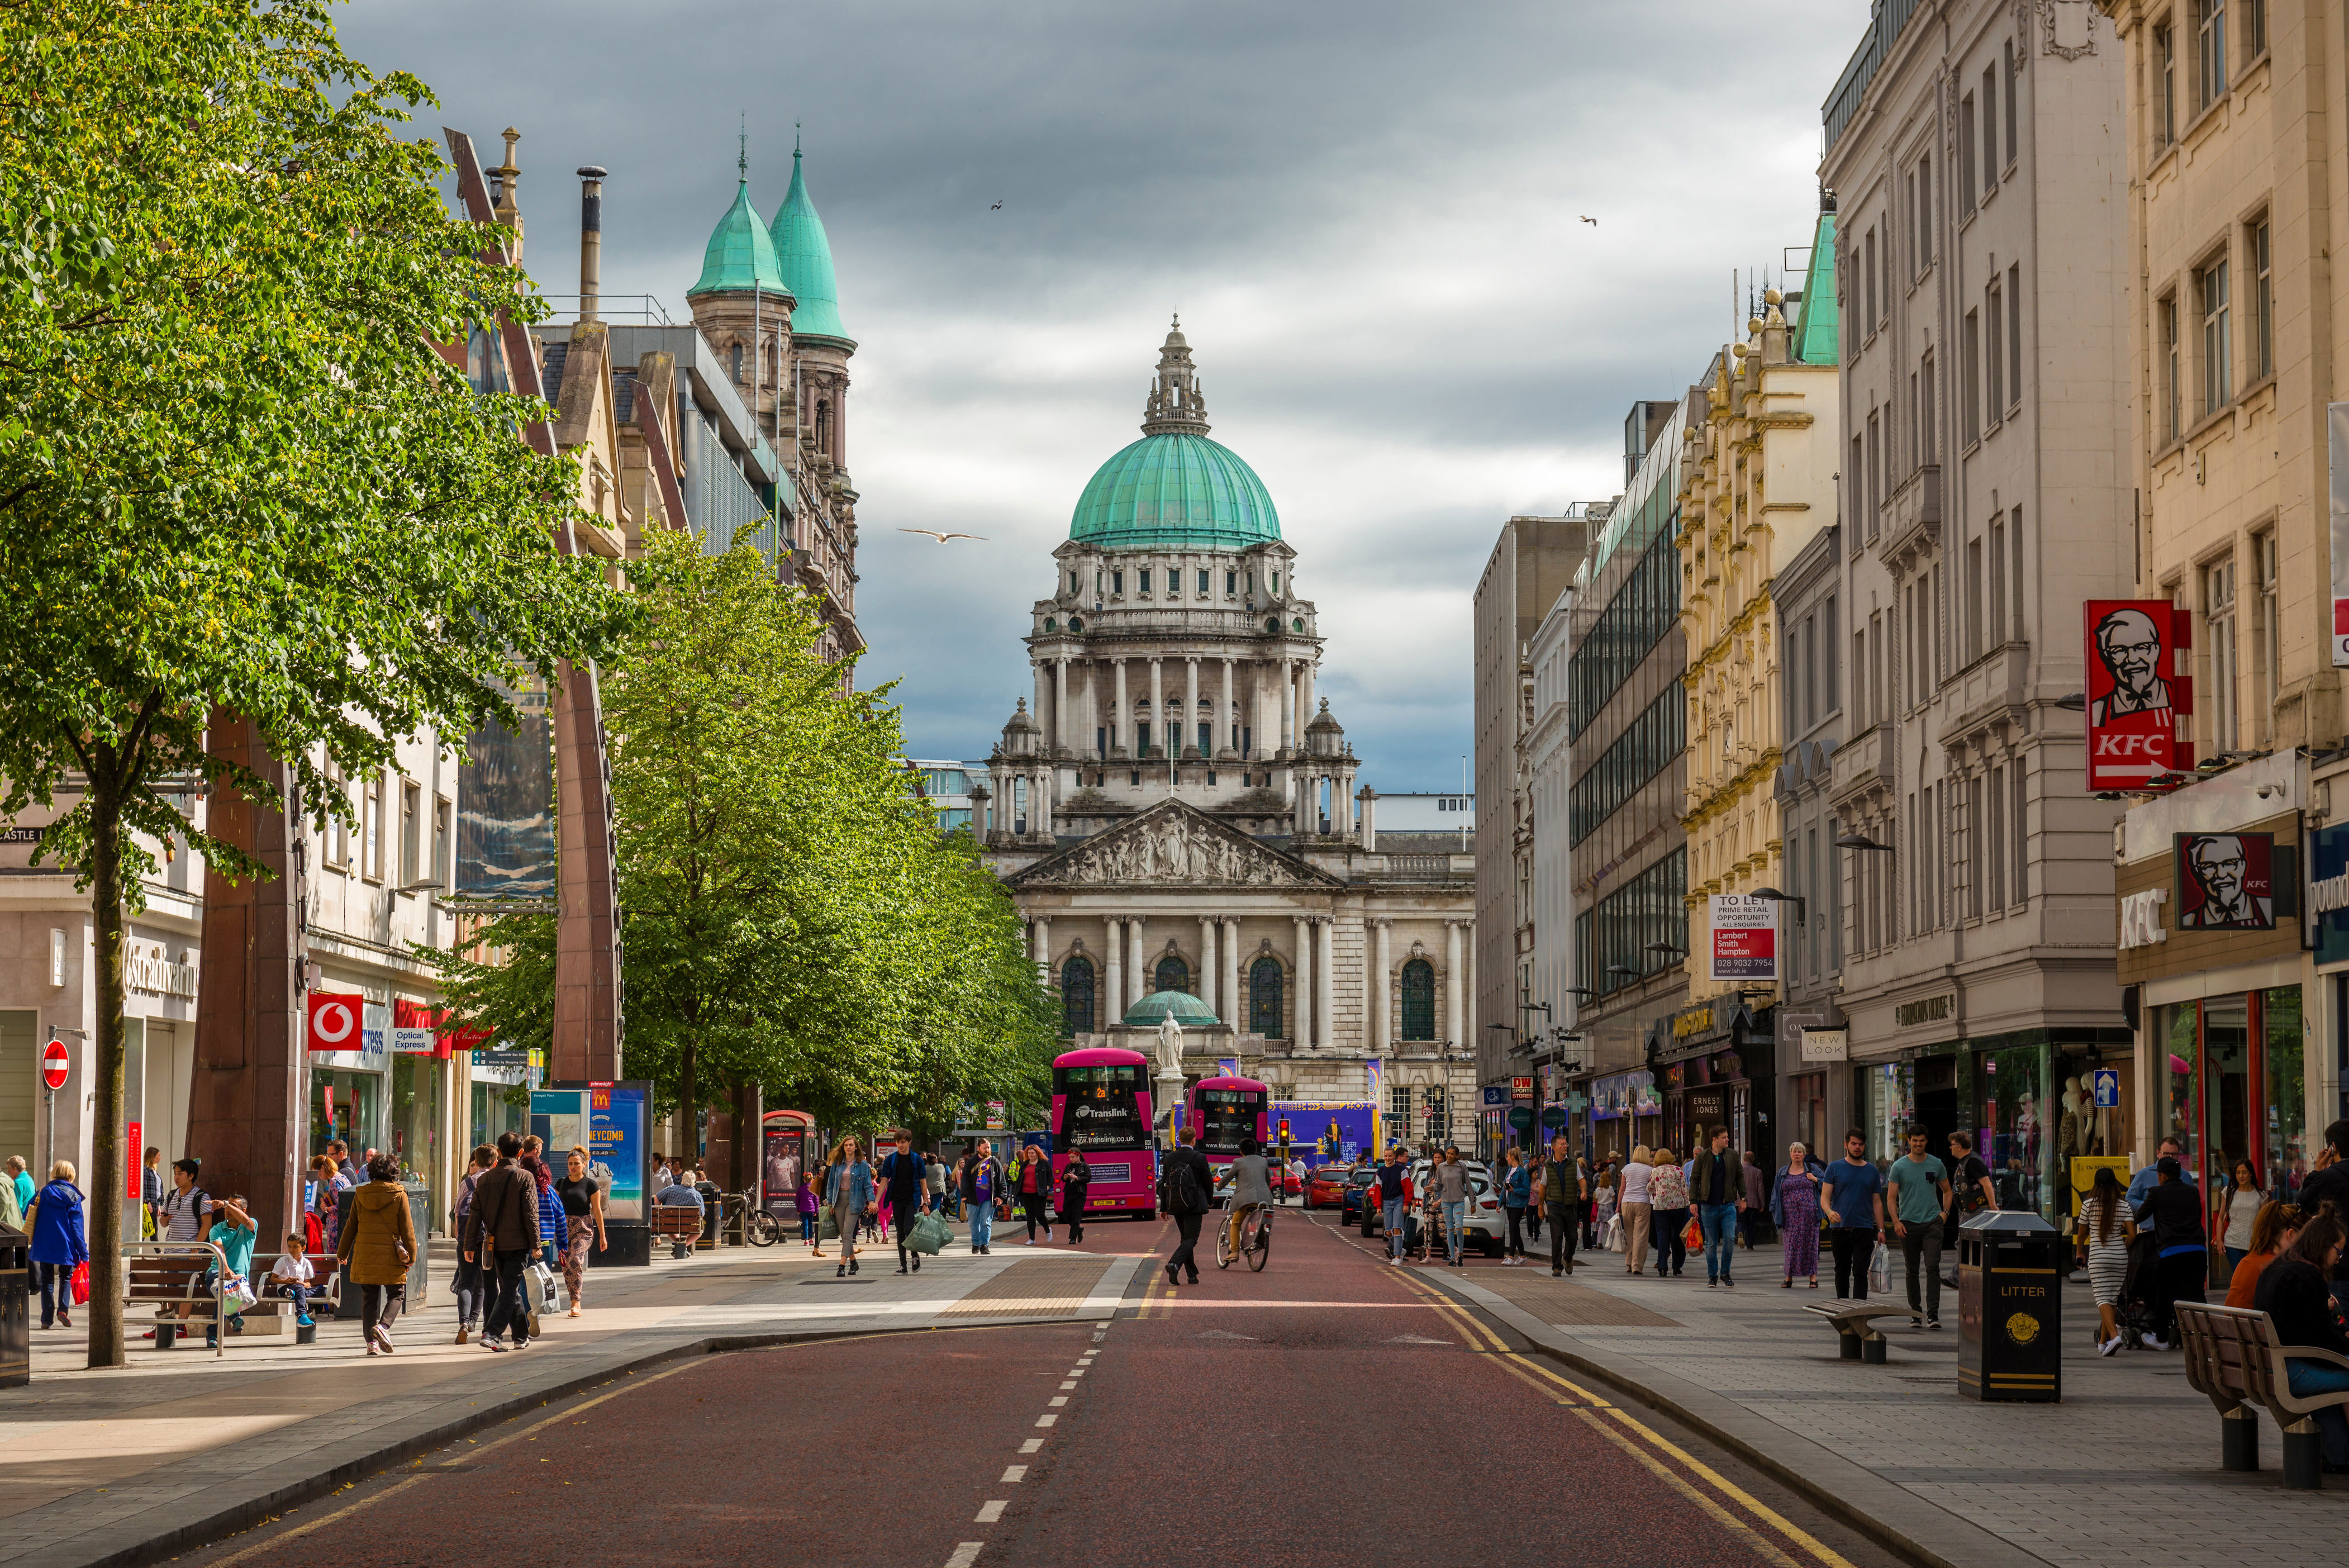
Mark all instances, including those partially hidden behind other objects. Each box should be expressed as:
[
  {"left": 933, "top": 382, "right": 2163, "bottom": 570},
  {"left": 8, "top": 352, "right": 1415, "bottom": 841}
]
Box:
[{"left": 1394, "top": 1160, "right": 1506, "bottom": 1258}]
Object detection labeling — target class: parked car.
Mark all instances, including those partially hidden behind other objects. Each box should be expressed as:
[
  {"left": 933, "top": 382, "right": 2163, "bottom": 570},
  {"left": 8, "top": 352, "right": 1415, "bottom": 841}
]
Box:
[
  {"left": 1395, "top": 1160, "right": 1505, "bottom": 1257},
  {"left": 1211, "top": 1162, "right": 1305, "bottom": 1203},
  {"left": 1306, "top": 1165, "right": 1354, "bottom": 1210},
  {"left": 1338, "top": 1167, "right": 1377, "bottom": 1225}
]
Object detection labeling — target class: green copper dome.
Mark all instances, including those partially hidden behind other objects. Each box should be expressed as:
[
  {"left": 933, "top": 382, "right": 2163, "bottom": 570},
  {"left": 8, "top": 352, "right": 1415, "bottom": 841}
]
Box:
[
  {"left": 1122, "top": 990, "right": 1219, "bottom": 1027},
  {"left": 1070, "top": 434, "right": 1280, "bottom": 551},
  {"left": 769, "top": 148, "right": 850, "bottom": 345},
  {"left": 687, "top": 179, "right": 792, "bottom": 300}
]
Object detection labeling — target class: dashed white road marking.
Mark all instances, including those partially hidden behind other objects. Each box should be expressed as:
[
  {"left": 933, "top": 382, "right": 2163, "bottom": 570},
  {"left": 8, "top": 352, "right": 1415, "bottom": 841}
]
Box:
[
  {"left": 1059, "top": 1380, "right": 1079, "bottom": 1389},
  {"left": 1001, "top": 1465, "right": 1028, "bottom": 1483},
  {"left": 1020, "top": 1438, "right": 1044, "bottom": 1453},
  {"left": 1048, "top": 1396, "right": 1068, "bottom": 1407},
  {"left": 1035, "top": 1413, "right": 1058, "bottom": 1427},
  {"left": 976, "top": 1500, "right": 1007, "bottom": 1523},
  {"left": 944, "top": 1545, "right": 983, "bottom": 1568}
]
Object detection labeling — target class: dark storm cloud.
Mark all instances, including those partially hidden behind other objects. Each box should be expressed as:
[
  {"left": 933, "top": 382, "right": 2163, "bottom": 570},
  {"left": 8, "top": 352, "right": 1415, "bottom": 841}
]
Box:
[{"left": 342, "top": 0, "right": 1868, "bottom": 783}]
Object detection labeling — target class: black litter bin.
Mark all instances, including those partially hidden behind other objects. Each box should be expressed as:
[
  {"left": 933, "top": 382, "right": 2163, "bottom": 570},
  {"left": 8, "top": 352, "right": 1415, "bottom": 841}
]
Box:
[
  {"left": 0, "top": 1223, "right": 26, "bottom": 1388},
  {"left": 1957, "top": 1209, "right": 2063, "bottom": 1402}
]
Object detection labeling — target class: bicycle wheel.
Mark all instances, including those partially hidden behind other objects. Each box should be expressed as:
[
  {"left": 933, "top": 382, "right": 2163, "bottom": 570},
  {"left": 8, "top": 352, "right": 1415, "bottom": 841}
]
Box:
[
  {"left": 1247, "top": 1215, "right": 1269, "bottom": 1272},
  {"left": 1215, "top": 1213, "right": 1234, "bottom": 1270},
  {"left": 746, "top": 1210, "right": 778, "bottom": 1248}
]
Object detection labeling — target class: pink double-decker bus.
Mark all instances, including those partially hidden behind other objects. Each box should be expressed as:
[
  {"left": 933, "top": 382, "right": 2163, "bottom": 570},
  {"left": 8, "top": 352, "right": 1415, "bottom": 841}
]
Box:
[
  {"left": 1051, "top": 1047, "right": 1157, "bottom": 1222},
  {"left": 1187, "top": 1075, "right": 1269, "bottom": 1167}
]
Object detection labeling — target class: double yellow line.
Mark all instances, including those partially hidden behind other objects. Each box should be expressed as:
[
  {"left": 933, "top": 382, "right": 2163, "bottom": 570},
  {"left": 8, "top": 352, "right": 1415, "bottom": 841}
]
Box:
[{"left": 1396, "top": 1276, "right": 1855, "bottom": 1568}]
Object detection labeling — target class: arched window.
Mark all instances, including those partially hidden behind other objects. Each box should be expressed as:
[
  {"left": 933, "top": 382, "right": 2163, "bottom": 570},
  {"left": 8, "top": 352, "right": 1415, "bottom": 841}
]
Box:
[
  {"left": 1154, "top": 954, "right": 1190, "bottom": 995},
  {"left": 1400, "top": 959, "right": 1436, "bottom": 1041},
  {"left": 1060, "top": 956, "right": 1095, "bottom": 1037},
  {"left": 815, "top": 400, "right": 831, "bottom": 454},
  {"left": 1250, "top": 956, "right": 1285, "bottom": 1039}
]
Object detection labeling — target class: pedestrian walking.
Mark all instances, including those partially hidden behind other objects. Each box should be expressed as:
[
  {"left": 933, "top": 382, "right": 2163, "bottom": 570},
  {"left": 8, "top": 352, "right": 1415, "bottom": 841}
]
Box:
[
  {"left": 2133, "top": 1153, "right": 2209, "bottom": 1350},
  {"left": 24, "top": 1161, "right": 86, "bottom": 1331},
  {"left": 1016, "top": 1146, "right": 1052, "bottom": 1244},
  {"left": 1523, "top": 1149, "right": 1544, "bottom": 1245},
  {"left": 4, "top": 1155, "right": 31, "bottom": 1218},
  {"left": 1377, "top": 1146, "right": 1410, "bottom": 1265},
  {"left": 1647, "top": 1147, "right": 1689, "bottom": 1279},
  {"left": 1590, "top": 1157, "right": 1616, "bottom": 1252},
  {"left": 797, "top": 1170, "right": 822, "bottom": 1249},
  {"left": 1433, "top": 1146, "right": 1471, "bottom": 1267},
  {"left": 556, "top": 1147, "right": 606, "bottom": 1317},
  {"left": 926, "top": 1149, "right": 949, "bottom": 1219},
  {"left": 337, "top": 1151, "right": 417, "bottom": 1356},
  {"left": 880, "top": 1134, "right": 930, "bottom": 1275},
  {"left": 1739, "top": 1149, "right": 1767, "bottom": 1249},
  {"left": 961, "top": 1143, "right": 1002, "bottom": 1255},
  {"left": 463, "top": 1132, "right": 541, "bottom": 1353},
  {"left": 2213, "top": 1158, "right": 2265, "bottom": 1275},
  {"left": 1500, "top": 1148, "right": 1531, "bottom": 1265},
  {"left": 451, "top": 1146, "right": 492, "bottom": 1343},
  {"left": 1886, "top": 1129, "right": 1953, "bottom": 1328},
  {"left": 1689, "top": 1128, "right": 1744, "bottom": 1288},
  {"left": 1061, "top": 1151, "right": 1091, "bottom": 1244},
  {"left": 2251, "top": 1211, "right": 2349, "bottom": 1470},
  {"left": 2080, "top": 1166, "right": 2135, "bottom": 1353},
  {"left": 1161, "top": 1127, "right": 1212, "bottom": 1286},
  {"left": 824, "top": 1138, "right": 874, "bottom": 1277},
  {"left": 1772, "top": 1143, "right": 1823, "bottom": 1288},
  {"left": 1540, "top": 1134, "right": 1583, "bottom": 1277},
  {"left": 519, "top": 1144, "right": 565, "bottom": 1290},
  {"left": 1619, "top": 1146, "right": 1654, "bottom": 1275},
  {"left": 1820, "top": 1129, "right": 1887, "bottom": 1300},
  {"left": 141, "top": 1145, "right": 165, "bottom": 1240}
]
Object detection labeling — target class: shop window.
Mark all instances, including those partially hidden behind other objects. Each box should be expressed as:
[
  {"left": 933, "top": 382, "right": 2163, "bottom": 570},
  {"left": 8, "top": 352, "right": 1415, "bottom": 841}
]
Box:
[
  {"left": 2163, "top": 1002, "right": 2200, "bottom": 1176},
  {"left": 1400, "top": 959, "right": 1435, "bottom": 1040},
  {"left": 1978, "top": 1047, "right": 2045, "bottom": 1214},
  {"left": 1060, "top": 956, "right": 1096, "bottom": 1037},
  {"left": 2263, "top": 986, "right": 2305, "bottom": 1202},
  {"left": 1868, "top": 1061, "right": 1915, "bottom": 1166},
  {"left": 1249, "top": 956, "right": 1284, "bottom": 1039}
]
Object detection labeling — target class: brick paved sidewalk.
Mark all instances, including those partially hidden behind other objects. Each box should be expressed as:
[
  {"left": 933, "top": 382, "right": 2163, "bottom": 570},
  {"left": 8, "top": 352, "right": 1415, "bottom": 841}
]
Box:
[
  {"left": 1426, "top": 1238, "right": 2339, "bottom": 1568},
  {"left": 0, "top": 1243, "right": 1145, "bottom": 1568}
]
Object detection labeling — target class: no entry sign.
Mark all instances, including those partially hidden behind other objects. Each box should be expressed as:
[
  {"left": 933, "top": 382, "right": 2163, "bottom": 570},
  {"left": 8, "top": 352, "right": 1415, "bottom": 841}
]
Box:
[{"left": 40, "top": 1037, "right": 68, "bottom": 1090}]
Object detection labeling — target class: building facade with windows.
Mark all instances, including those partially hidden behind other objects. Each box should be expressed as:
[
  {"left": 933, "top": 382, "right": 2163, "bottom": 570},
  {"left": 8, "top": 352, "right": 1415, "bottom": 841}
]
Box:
[
  {"left": 2096, "top": 0, "right": 2342, "bottom": 1219},
  {"left": 1818, "top": 0, "right": 2133, "bottom": 1211},
  {"left": 1560, "top": 401, "right": 1693, "bottom": 1161},
  {"left": 982, "top": 326, "right": 1477, "bottom": 1139}
]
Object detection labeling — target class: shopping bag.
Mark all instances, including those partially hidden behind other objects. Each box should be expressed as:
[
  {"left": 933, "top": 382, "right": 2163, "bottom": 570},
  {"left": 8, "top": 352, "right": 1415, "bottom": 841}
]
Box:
[
  {"left": 524, "top": 1259, "right": 557, "bottom": 1314},
  {"left": 908, "top": 1209, "right": 951, "bottom": 1256},
  {"left": 1682, "top": 1216, "right": 1703, "bottom": 1250},
  {"left": 70, "top": 1261, "right": 89, "bottom": 1305},
  {"left": 1868, "top": 1242, "right": 1892, "bottom": 1295},
  {"left": 817, "top": 1208, "right": 839, "bottom": 1242},
  {"left": 1602, "top": 1214, "right": 1623, "bottom": 1252}
]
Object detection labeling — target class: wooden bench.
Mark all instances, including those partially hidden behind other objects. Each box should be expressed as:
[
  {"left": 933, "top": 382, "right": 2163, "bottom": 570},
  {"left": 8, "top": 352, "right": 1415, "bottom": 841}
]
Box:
[
  {"left": 1801, "top": 1301, "right": 1909, "bottom": 1364},
  {"left": 2177, "top": 1301, "right": 2349, "bottom": 1488},
  {"left": 651, "top": 1204, "right": 703, "bottom": 1260}
]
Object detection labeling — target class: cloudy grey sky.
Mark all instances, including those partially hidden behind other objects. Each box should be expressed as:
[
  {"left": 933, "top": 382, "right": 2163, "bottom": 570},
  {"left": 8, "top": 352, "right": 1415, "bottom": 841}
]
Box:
[{"left": 344, "top": 0, "right": 1869, "bottom": 790}]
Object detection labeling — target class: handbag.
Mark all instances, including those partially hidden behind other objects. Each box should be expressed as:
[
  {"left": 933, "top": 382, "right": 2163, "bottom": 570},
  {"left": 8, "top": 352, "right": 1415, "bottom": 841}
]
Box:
[
  {"left": 1603, "top": 1214, "right": 1623, "bottom": 1252},
  {"left": 70, "top": 1261, "right": 89, "bottom": 1305}
]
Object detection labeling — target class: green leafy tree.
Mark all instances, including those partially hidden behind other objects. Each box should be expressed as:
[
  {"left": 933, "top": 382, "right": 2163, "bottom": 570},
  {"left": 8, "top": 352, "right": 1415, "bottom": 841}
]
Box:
[
  {"left": 432, "top": 534, "right": 1055, "bottom": 1157},
  {"left": 0, "top": 1, "right": 629, "bottom": 1366}
]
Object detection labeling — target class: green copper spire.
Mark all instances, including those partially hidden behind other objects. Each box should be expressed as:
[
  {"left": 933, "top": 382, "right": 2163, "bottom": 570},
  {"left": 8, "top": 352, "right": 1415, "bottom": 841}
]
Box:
[
  {"left": 769, "top": 139, "right": 850, "bottom": 344},
  {"left": 686, "top": 150, "right": 791, "bottom": 300},
  {"left": 1791, "top": 209, "right": 1838, "bottom": 367}
]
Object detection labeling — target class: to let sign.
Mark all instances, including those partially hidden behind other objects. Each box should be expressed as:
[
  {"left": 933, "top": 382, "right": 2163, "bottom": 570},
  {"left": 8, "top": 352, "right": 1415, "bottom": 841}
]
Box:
[{"left": 1708, "top": 895, "right": 1777, "bottom": 982}]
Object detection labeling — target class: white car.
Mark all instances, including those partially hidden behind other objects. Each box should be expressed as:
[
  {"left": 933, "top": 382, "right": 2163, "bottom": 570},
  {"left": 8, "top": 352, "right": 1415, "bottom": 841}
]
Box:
[{"left": 1397, "top": 1160, "right": 1506, "bottom": 1258}]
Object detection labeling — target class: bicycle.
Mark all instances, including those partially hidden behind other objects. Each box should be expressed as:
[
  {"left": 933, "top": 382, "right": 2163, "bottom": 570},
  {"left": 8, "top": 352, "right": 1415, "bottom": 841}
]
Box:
[{"left": 1214, "top": 1199, "right": 1272, "bottom": 1272}]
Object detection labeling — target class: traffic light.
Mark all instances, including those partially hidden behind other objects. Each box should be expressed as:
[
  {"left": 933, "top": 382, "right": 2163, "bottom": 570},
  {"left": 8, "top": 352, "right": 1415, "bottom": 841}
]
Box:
[{"left": 1278, "top": 1118, "right": 1291, "bottom": 1142}]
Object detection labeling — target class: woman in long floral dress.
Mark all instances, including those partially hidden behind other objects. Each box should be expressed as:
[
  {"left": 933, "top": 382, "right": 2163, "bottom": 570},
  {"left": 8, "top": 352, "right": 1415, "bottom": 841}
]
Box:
[{"left": 1773, "top": 1143, "right": 1824, "bottom": 1287}]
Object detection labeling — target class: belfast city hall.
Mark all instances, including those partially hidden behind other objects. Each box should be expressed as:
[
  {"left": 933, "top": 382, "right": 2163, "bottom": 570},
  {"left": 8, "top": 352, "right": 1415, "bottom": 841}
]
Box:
[{"left": 981, "top": 323, "right": 1478, "bottom": 1139}]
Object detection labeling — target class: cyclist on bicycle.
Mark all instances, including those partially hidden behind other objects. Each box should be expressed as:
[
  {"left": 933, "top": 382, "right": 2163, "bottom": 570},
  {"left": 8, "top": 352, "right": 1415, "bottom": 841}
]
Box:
[{"left": 1226, "top": 1136, "right": 1276, "bottom": 1260}]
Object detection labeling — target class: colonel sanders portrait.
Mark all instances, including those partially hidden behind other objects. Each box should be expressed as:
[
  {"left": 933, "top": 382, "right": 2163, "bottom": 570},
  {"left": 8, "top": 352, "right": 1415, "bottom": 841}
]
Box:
[
  {"left": 2178, "top": 834, "right": 2272, "bottom": 929},
  {"left": 2089, "top": 608, "right": 2172, "bottom": 726}
]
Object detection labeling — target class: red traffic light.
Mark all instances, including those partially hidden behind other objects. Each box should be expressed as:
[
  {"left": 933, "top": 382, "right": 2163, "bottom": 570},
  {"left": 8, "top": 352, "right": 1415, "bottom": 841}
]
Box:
[{"left": 1277, "top": 1119, "right": 1291, "bottom": 1140}]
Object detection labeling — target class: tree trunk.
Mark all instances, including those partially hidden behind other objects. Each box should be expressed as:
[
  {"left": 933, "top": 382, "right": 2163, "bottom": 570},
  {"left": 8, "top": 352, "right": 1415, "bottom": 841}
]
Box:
[
  {"left": 86, "top": 779, "right": 126, "bottom": 1369},
  {"left": 677, "top": 1040, "right": 697, "bottom": 1171}
]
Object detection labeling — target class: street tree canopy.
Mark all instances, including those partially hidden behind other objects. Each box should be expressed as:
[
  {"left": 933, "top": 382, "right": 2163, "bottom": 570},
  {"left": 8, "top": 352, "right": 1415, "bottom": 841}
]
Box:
[
  {"left": 0, "top": 0, "right": 631, "bottom": 1366},
  {"left": 434, "top": 534, "right": 1056, "bottom": 1142}
]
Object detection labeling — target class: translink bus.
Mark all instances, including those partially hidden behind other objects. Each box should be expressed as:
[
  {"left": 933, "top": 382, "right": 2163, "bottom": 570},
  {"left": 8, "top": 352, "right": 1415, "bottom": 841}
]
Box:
[
  {"left": 1187, "top": 1075, "right": 1269, "bottom": 1168},
  {"left": 1050, "top": 1047, "right": 1156, "bottom": 1221}
]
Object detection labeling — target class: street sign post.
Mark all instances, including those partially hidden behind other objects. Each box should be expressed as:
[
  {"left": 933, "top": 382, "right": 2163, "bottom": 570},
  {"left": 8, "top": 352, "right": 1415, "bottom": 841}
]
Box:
[{"left": 41, "top": 1035, "right": 66, "bottom": 1181}]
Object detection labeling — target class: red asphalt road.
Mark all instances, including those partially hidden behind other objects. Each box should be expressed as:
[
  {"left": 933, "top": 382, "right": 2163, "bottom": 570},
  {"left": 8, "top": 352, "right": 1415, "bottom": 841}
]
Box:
[{"left": 180, "top": 1210, "right": 1891, "bottom": 1568}]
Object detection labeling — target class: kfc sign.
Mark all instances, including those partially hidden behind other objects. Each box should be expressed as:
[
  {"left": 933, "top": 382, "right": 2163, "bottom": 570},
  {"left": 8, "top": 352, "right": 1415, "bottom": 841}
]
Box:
[
  {"left": 2084, "top": 600, "right": 2194, "bottom": 791},
  {"left": 2175, "top": 833, "right": 2276, "bottom": 932}
]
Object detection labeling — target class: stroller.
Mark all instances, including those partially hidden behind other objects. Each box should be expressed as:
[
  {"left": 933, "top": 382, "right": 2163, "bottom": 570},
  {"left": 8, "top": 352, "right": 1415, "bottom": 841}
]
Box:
[{"left": 2109, "top": 1230, "right": 2163, "bottom": 1350}]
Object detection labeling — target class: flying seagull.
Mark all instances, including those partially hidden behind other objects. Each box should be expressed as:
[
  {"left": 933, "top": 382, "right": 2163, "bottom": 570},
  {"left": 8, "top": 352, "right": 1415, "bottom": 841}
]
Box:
[
  {"left": 991, "top": 199, "right": 1003, "bottom": 210},
  {"left": 899, "top": 529, "right": 988, "bottom": 543},
  {"left": 1578, "top": 215, "right": 1599, "bottom": 226}
]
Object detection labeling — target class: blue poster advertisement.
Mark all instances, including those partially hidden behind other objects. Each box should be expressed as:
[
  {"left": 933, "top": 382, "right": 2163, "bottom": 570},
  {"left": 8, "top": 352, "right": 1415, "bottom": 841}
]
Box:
[
  {"left": 1272, "top": 1101, "right": 1377, "bottom": 1164},
  {"left": 587, "top": 1081, "right": 646, "bottom": 1222}
]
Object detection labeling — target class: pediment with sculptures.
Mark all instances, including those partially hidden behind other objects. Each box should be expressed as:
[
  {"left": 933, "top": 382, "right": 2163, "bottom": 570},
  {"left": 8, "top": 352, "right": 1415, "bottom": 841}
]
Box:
[{"left": 1010, "top": 801, "right": 1339, "bottom": 890}]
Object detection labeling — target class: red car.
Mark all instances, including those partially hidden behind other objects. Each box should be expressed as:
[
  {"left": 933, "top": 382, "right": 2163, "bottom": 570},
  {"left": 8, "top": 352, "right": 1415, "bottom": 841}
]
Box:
[{"left": 1305, "top": 1165, "right": 1353, "bottom": 1209}]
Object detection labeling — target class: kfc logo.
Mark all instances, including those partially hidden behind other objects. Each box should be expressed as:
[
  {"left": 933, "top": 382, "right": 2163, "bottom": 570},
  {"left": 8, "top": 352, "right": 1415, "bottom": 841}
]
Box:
[
  {"left": 2174, "top": 833, "right": 2276, "bottom": 932},
  {"left": 2084, "top": 600, "right": 2193, "bottom": 791}
]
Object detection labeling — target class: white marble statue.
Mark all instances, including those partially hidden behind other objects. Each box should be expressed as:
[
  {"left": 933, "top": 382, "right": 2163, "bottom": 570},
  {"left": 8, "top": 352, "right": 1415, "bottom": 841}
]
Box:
[{"left": 1155, "top": 1011, "right": 1185, "bottom": 1076}]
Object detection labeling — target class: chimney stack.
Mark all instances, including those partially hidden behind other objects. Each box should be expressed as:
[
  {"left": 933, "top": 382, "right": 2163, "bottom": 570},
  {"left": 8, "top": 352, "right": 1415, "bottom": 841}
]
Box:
[{"left": 576, "top": 165, "right": 607, "bottom": 324}]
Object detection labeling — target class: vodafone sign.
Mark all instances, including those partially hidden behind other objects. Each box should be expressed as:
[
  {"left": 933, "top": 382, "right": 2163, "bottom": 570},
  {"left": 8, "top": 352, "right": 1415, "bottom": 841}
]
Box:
[{"left": 306, "top": 992, "right": 366, "bottom": 1052}]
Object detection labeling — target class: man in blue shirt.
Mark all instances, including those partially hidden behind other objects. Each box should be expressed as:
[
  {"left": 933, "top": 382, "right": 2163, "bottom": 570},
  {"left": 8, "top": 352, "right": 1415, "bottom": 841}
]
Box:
[
  {"left": 1819, "top": 1130, "right": 1886, "bottom": 1300},
  {"left": 2127, "top": 1136, "right": 2189, "bottom": 1230},
  {"left": 1886, "top": 1130, "right": 1953, "bottom": 1328}
]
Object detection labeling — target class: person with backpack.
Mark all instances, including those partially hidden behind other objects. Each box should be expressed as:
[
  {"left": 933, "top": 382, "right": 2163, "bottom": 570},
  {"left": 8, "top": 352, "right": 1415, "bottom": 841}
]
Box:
[
  {"left": 960, "top": 1143, "right": 1002, "bottom": 1255},
  {"left": 1162, "top": 1127, "right": 1212, "bottom": 1286},
  {"left": 1377, "top": 1146, "right": 1410, "bottom": 1264},
  {"left": 879, "top": 1133, "right": 930, "bottom": 1275},
  {"left": 1943, "top": 1130, "right": 1995, "bottom": 1253},
  {"left": 1061, "top": 1152, "right": 1091, "bottom": 1244},
  {"left": 462, "top": 1133, "right": 541, "bottom": 1352}
]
